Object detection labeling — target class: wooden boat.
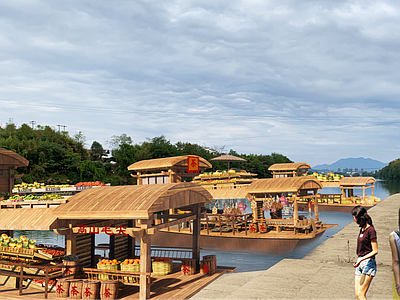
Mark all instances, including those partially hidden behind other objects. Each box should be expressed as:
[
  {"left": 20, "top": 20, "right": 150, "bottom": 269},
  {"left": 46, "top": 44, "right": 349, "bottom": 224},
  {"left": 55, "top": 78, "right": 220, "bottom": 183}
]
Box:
[
  {"left": 129, "top": 157, "right": 338, "bottom": 255},
  {"left": 152, "top": 214, "right": 337, "bottom": 255}
]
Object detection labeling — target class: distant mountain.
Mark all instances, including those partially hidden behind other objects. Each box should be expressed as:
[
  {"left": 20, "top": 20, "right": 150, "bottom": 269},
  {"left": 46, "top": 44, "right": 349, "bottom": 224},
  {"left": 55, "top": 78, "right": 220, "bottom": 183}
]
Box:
[{"left": 312, "top": 157, "right": 387, "bottom": 172}]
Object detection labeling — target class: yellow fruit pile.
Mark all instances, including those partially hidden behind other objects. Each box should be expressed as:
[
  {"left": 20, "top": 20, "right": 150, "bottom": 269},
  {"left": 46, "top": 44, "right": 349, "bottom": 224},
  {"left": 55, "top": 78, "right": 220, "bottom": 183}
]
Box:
[
  {"left": 98, "top": 259, "right": 119, "bottom": 265},
  {"left": 121, "top": 258, "right": 140, "bottom": 265}
]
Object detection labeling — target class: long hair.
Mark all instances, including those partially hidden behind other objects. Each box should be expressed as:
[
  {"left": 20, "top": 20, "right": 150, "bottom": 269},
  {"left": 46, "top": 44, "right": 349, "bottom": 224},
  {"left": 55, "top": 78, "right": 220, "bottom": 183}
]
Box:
[{"left": 352, "top": 205, "right": 373, "bottom": 228}]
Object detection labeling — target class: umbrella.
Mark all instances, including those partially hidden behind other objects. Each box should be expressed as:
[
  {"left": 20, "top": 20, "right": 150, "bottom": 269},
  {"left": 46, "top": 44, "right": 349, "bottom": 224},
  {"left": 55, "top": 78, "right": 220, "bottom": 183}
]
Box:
[{"left": 210, "top": 154, "right": 247, "bottom": 170}]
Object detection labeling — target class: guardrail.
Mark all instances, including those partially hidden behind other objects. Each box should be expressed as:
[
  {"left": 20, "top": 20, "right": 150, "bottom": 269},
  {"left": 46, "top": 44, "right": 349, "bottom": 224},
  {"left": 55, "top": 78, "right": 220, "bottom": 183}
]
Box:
[{"left": 0, "top": 261, "right": 63, "bottom": 299}]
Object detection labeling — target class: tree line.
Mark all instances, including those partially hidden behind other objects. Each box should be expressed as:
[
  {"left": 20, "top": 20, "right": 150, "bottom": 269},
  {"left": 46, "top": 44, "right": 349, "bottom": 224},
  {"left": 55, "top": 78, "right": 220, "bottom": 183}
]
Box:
[{"left": 0, "top": 123, "right": 292, "bottom": 186}]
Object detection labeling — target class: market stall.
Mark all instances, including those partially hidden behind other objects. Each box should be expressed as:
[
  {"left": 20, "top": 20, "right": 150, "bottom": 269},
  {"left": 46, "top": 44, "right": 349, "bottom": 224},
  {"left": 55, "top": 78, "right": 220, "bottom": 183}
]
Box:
[{"left": 53, "top": 182, "right": 213, "bottom": 300}]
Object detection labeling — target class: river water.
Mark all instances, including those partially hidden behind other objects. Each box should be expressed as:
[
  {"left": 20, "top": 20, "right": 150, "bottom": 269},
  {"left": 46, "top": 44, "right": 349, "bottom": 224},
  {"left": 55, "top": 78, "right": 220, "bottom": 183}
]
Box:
[{"left": 14, "top": 180, "right": 400, "bottom": 273}]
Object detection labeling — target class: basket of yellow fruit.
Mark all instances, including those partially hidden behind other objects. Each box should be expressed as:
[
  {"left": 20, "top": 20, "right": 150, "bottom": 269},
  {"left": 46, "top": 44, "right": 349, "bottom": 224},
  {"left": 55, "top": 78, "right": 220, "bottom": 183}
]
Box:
[{"left": 97, "top": 259, "right": 119, "bottom": 280}]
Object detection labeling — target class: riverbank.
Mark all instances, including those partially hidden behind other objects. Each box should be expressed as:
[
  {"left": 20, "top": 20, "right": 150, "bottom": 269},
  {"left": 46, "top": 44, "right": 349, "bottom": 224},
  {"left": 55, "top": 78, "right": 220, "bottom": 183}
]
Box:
[{"left": 191, "top": 193, "right": 399, "bottom": 299}]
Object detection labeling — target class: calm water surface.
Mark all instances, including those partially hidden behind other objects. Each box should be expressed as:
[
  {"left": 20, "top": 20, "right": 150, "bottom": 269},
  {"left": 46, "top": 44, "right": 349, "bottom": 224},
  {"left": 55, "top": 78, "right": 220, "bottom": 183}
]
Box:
[{"left": 14, "top": 180, "right": 400, "bottom": 273}]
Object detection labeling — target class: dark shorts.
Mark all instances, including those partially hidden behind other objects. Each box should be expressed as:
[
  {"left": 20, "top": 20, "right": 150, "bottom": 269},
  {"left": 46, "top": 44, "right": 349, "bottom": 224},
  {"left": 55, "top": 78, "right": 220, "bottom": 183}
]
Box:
[{"left": 355, "top": 258, "right": 377, "bottom": 277}]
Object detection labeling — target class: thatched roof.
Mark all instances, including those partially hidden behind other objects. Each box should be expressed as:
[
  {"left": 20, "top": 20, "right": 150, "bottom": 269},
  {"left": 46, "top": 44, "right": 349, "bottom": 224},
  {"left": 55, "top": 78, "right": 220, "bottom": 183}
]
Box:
[
  {"left": 210, "top": 154, "right": 247, "bottom": 162},
  {"left": 0, "top": 208, "right": 58, "bottom": 230},
  {"left": 246, "top": 177, "right": 322, "bottom": 194},
  {"left": 339, "top": 177, "right": 376, "bottom": 187},
  {"left": 0, "top": 148, "right": 29, "bottom": 167},
  {"left": 127, "top": 155, "right": 212, "bottom": 172},
  {"left": 268, "top": 163, "right": 311, "bottom": 171},
  {"left": 54, "top": 182, "right": 212, "bottom": 220},
  {"left": 205, "top": 186, "right": 250, "bottom": 200}
]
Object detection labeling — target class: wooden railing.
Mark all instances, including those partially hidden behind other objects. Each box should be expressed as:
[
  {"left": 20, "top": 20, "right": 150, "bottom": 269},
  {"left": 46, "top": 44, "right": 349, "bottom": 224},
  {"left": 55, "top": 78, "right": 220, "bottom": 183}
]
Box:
[
  {"left": 0, "top": 261, "right": 63, "bottom": 299},
  {"left": 134, "top": 246, "right": 192, "bottom": 261},
  {"left": 83, "top": 268, "right": 150, "bottom": 286},
  {"left": 201, "top": 213, "right": 253, "bottom": 236}
]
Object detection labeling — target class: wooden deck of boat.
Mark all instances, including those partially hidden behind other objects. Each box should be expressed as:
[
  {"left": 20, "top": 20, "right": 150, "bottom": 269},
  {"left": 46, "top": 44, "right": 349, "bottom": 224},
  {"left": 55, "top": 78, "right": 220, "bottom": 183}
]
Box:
[
  {"left": 0, "top": 264, "right": 236, "bottom": 300},
  {"left": 193, "top": 224, "right": 337, "bottom": 240}
]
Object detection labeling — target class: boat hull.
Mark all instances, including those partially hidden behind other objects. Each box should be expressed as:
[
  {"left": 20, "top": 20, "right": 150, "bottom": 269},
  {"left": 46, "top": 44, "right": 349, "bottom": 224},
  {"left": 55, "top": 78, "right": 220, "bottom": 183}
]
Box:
[{"left": 151, "top": 226, "right": 334, "bottom": 255}]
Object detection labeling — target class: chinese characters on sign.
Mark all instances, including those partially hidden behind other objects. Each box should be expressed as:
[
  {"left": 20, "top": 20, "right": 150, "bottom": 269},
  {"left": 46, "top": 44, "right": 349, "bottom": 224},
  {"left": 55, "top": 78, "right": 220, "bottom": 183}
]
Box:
[
  {"left": 77, "top": 225, "right": 128, "bottom": 236},
  {"left": 187, "top": 156, "right": 199, "bottom": 173}
]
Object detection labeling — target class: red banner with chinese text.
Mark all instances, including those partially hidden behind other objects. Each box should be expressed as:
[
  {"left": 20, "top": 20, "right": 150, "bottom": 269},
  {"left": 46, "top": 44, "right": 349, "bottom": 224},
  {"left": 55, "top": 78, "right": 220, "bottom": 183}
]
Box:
[{"left": 187, "top": 156, "right": 199, "bottom": 173}]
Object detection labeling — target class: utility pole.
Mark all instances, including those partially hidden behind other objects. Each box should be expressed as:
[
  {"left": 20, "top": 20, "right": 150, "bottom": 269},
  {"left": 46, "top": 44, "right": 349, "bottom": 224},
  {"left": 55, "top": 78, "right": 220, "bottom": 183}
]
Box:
[{"left": 29, "top": 121, "right": 36, "bottom": 129}]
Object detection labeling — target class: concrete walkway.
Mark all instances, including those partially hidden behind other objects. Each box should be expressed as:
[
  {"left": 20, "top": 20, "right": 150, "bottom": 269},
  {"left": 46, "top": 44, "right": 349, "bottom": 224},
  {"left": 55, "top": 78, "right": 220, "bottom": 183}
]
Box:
[{"left": 191, "top": 194, "right": 399, "bottom": 300}]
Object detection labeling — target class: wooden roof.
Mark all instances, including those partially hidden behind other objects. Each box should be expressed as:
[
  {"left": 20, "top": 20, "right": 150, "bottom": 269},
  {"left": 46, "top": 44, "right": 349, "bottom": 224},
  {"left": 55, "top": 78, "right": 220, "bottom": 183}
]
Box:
[
  {"left": 246, "top": 177, "right": 322, "bottom": 194},
  {"left": 54, "top": 182, "right": 213, "bottom": 220},
  {"left": 127, "top": 156, "right": 212, "bottom": 171},
  {"left": 339, "top": 177, "right": 376, "bottom": 187},
  {"left": 268, "top": 163, "right": 311, "bottom": 171},
  {"left": 205, "top": 186, "right": 250, "bottom": 200},
  {"left": 0, "top": 148, "right": 29, "bottom": 167},
  {"left": 0, "top": 209, "right": 58, "bottom": 230}
]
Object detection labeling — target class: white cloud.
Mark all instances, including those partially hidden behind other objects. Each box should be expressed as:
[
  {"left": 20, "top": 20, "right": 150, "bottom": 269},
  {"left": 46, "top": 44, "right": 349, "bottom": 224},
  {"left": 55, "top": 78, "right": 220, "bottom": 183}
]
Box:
[{"left": 1, "top": 0, "right": 400, "bottom": 166}]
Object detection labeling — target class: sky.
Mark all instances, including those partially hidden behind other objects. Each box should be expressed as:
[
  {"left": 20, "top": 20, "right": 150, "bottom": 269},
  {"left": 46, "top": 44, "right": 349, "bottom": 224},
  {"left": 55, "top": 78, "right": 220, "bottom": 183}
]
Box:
[{"left": 1, "top": 0, "right": 400, "bottom": 167}]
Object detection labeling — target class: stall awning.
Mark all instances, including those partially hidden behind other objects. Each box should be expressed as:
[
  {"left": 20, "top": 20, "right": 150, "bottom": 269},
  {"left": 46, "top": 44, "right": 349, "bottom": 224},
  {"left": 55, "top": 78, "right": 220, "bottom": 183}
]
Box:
[
  {"left": 54, "top": 182, "right": 213, "bottom": 220},
  {"left": 127, "top": 155, "right": 212, "bottom": 171},
  {"left": 339, "top": 177, "right": 376, "bottom": 187},
  {"left": 0, "top": 208, "right": 58, "bottom": 230},
  {"left": 246, "top": 177, "right": 322, "bottom": 194},
  {"left": 0, "top": 148, "right": 29, "bottom": 167},
  {"left": 205, "top": 186, "right": 250, "bottom": 200}
]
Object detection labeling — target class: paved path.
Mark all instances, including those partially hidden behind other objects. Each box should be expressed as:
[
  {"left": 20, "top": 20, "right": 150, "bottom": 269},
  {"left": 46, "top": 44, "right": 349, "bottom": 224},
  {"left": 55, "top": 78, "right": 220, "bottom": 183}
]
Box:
[{"left": 191, "top": 194, "right": 399, "bottom": 300}]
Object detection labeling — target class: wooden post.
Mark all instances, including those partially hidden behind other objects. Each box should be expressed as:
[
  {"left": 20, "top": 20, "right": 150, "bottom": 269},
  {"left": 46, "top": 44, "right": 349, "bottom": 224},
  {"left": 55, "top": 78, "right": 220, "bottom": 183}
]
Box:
[
  {"left": 19, "top": 266, "right": 23, "bottom": 296},
  {"left": 293, "top": 195, "right": 298, "bottom": 226},
  {"left": 313, "top": 189, "right": 319, "bottom": 221},
  {"left": 66, "top": 231, "right": 77, "bottom": 256},
  {"left": 109, "top": 234, "right": 115, "bottom": 259},
  {"left": 139, "top": 218, "right": 152, "bottom": 300},
  {"left": 372, "top": 185, "right": 374, "bottom": 197},
  {"left": 363, "top": 186, "right": 365, "bottom": 201},
  {"left": 192, "top": 204, "right": 201, "bottom": 273},
  {"left": 128, "top": 220, "right": 134, "bottom": 258},
  {"left": 90, "top": 234, "right": 96, "bottom": 267}
]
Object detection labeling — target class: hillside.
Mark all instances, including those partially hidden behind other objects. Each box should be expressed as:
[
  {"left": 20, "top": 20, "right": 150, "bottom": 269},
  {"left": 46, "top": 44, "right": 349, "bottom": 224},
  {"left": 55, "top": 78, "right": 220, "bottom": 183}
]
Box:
[{"left": 312, "top": 157, "right": 387, "bottom": 172}]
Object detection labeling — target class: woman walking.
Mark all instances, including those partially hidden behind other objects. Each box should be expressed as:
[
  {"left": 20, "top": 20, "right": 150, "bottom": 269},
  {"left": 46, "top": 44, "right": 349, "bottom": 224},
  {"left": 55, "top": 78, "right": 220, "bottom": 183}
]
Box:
[{"left": 352, "top": 205, "right": 378, "bottom": 300}]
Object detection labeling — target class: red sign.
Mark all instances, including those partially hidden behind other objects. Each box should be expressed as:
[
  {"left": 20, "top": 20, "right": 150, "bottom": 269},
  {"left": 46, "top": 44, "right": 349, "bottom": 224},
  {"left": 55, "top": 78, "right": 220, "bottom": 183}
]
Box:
[
  {"left": 77, "top": 225, "right": 128, "bottom": 236},
  {"left": 187, "top": 156, "right": 199, "bottom": 173}
]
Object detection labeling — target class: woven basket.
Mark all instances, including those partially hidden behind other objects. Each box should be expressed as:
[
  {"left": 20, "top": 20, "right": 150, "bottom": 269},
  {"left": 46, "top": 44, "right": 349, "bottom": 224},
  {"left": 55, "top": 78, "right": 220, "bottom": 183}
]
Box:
[
  {"left": 120, "top": 264, "right": 140, "bottom": 283},
  {"left": 97, "top": 264, "right": 118, "bottom": 281},
  {"left": 152, "top": 260, "right": 172, "bottom": 276}
]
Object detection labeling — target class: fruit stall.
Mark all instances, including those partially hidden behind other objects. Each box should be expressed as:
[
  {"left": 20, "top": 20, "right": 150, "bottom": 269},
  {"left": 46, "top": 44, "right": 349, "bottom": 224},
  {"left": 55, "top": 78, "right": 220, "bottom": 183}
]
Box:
[{"left": 0, "top": 182, "right": 221, "bottom": 300}]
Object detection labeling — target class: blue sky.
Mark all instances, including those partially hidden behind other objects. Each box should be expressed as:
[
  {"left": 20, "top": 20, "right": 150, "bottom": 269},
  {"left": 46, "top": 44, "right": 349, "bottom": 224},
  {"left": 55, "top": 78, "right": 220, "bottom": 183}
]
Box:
[{"left": 1, "top": 0, "right": 399, "bottom": 167}]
